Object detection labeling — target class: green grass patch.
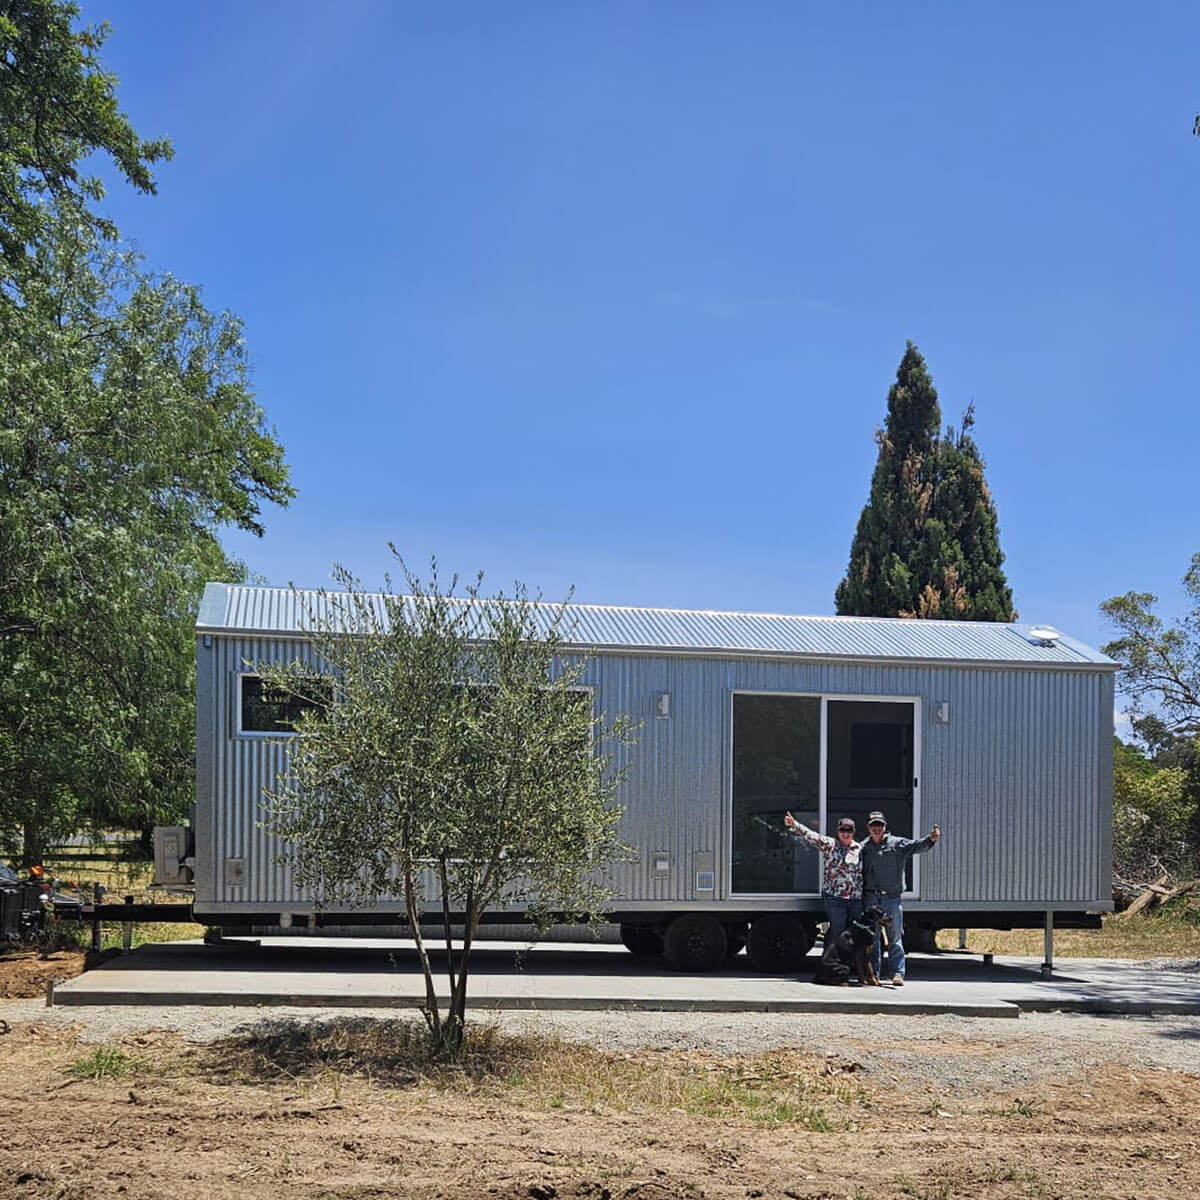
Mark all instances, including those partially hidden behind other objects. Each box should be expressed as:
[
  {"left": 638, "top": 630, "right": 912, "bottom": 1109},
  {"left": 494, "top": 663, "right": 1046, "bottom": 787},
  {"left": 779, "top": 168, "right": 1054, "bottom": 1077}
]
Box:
[{"left": 66, "top": 1046, "right": 145, "bottom": 1081}]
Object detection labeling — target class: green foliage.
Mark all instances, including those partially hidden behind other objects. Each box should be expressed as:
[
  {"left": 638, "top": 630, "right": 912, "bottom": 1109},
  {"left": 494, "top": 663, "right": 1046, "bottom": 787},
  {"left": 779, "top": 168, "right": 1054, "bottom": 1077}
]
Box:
[
  {"left": 1113, "top": 754, "right": 1195, "bottom": 881},
  {"left": 1114, "top": 735, "right": 1155, "bottom": 780},
  {"left": 836, "top": 342, "right": 1015, "bottom": 621},
  {"left": 1102, "top": 554, "right": 1200, "bottom": 737},
  {"left": 259, "top": 554, "right": 636, "bottom": 1051},
  {"left": 0, "top": 220, "right": 292, "bottom": 862},
  {"left": 66, "top": 1045, "right": 143, "bottom": 1080},
  {"left": 0, "top": 0, "right": 171, "bottom": 278},
  {"left": 0, "top": 5, "right": 292, "bottom": 861},
  {"left": 1131, "top": 714, "right": 1197, "bottom": 770},
  {"left": 1103, "top": 557, "right": 1200, "bottom": 880}
]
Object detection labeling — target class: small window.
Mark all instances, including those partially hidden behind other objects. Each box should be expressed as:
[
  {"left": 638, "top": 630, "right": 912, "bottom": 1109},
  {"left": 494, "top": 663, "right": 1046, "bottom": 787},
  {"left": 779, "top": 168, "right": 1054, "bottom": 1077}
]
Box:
[{"left": 240, "top": 675, "right": 329, "bottom": 734}]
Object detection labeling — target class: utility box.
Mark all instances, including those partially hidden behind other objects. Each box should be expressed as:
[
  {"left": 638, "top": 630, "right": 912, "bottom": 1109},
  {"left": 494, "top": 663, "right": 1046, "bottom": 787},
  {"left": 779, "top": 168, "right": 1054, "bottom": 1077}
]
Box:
[{"left": 153, "top": 825, "right": 192, "bottom": 886}]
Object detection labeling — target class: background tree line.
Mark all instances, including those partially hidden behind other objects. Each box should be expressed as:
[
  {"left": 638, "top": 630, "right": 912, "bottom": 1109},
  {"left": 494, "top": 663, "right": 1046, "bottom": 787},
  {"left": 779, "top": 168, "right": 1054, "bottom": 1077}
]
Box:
[
  {"left": 0, "top": 0, "right": 291, "bottom": 863},
  {"left": 1104, "top": 562, "right": 1200, "bottom": 887}
]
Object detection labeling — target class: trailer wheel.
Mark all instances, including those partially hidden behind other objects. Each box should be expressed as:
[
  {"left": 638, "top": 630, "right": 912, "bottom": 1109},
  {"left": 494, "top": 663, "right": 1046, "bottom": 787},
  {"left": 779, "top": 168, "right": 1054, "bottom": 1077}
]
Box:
[
  {"left": 619, "top": 923, "right": 664, "bottom": 960},
  {"left": 906, "top": 921, "right": 939, "bottom": 954},
  {"left": 663, "top": 915, "right": 728, "bottom": 972},
  {"left": 747, "top": 915, "right": 814, "bottom": 973}
]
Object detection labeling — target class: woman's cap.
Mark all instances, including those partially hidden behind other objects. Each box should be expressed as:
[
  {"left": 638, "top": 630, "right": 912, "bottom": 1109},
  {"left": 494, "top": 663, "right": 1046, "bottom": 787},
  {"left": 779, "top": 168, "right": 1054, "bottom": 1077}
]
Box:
[{"left": 836, "top": 818, "right": 856, "bottom": 832}]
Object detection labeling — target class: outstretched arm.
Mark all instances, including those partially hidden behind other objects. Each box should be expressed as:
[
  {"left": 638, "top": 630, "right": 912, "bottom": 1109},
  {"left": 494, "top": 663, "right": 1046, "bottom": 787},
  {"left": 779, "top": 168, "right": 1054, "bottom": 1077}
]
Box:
[
  {"left": 783, "top": 812, "right": 835, "bottom": 850},
  {"left": 900, "top": 825, "right": 941, "bottom": 857}
]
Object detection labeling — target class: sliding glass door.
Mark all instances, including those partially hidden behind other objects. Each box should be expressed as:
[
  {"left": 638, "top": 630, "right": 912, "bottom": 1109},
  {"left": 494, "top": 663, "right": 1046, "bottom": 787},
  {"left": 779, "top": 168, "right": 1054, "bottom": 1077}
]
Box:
[
  {"left": 731, "top": 694, "right": 821, "bottom": 893},
  {"left": 731, "top": 693, "right": 918, "bottom": 896}
]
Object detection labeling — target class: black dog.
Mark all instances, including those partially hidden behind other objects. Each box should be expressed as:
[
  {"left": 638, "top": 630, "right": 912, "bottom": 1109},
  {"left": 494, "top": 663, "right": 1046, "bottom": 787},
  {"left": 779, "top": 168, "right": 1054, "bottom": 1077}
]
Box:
[{"left": 812, "top": 905, "right": 893, "bottom": 987}]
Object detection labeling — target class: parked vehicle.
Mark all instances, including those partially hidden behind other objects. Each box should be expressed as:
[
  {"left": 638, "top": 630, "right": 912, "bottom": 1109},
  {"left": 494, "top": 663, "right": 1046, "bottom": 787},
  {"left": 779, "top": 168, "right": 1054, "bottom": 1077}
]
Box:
[{"left": 0, "top": 863, "right": 84, "bottom": 947}]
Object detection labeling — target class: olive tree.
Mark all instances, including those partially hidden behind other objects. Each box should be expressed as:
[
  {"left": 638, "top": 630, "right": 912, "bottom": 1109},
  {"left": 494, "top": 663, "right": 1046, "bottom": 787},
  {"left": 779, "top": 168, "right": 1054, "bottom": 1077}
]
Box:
[{"left": 260, "top": 556, "right": 634, "bottom": 1051}]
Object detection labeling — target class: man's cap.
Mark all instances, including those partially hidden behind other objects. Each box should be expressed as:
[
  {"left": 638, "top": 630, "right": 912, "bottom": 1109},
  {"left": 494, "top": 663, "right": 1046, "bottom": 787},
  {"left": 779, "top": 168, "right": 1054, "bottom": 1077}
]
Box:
[
  {"left": 867, "top": 811, "right": 888, "bottom": 826},
  {"left": 836, "top": 818, "right": 856, "bottom": 831}
]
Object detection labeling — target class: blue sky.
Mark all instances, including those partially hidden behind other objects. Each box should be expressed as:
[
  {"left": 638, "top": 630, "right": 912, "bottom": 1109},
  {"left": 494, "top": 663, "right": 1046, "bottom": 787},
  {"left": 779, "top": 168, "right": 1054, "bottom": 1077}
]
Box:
[{"left": 90, "top": 2, "right": 1199, "bottom": 660}]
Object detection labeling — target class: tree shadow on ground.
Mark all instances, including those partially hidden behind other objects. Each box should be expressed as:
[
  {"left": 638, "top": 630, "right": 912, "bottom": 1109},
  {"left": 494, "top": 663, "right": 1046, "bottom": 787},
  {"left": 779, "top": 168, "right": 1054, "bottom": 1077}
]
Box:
[
  {"left": 198, "top": 1015, "right": 546, "bottom": 1087},
  {"left": 1148, "top": 1023, "right": 1200, "bottom": 1041}
]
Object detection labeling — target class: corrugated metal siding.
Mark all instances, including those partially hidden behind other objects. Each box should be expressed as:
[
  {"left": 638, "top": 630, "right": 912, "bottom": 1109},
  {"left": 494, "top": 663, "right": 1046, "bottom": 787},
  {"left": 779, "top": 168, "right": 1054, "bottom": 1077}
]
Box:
[
  {"left": 196, "top": 583, "right": 1113, "bottom": 666},
  {"left": 195, "top": 636, "right": 1113, "bottom": 914}
]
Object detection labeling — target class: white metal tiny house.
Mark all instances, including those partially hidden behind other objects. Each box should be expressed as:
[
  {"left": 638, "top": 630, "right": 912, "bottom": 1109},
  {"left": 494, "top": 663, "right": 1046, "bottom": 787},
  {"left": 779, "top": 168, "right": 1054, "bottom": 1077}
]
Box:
[{"left": 170, "top": 584, "right": 1116, "bottom": 972}]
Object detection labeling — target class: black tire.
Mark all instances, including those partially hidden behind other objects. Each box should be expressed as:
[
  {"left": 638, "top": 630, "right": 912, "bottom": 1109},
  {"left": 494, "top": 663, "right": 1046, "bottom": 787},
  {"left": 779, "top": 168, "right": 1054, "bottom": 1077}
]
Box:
[
  {"left": 746, "top": 914, "right": 815, "bottom": 973},
  {"left": 619, "top": 923, "right": 664, "bottom": 959},
  {"left": 663, "top": 914, "right": 728, "bottom": 972},
  {"left": 906, "top": 921, "right": 939, "bottom": 954}
]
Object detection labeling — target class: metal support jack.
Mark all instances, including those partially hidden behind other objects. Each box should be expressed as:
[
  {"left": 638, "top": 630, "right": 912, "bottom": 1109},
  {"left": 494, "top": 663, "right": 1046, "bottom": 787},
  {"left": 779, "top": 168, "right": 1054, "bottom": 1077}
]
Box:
[
  {"left": 1041, "top": 909, "right": 1054, "bottom": 978},
  {"left": 90, "top": 881, "right": 103, "bottom": 953}
]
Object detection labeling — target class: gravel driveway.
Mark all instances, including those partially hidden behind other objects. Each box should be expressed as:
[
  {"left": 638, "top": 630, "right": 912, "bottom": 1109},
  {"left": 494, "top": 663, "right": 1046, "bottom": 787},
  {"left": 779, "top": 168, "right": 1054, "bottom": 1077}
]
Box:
[{"left": 4, "top": 998, "right": 1199, "bottom": 1098}]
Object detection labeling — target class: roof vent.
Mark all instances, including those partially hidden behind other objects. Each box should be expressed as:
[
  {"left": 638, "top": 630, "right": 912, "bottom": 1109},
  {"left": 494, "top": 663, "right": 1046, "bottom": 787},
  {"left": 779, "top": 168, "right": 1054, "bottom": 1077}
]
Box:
[{"left": 1027, "top": 626, "right": 1062, "bottom": 647}]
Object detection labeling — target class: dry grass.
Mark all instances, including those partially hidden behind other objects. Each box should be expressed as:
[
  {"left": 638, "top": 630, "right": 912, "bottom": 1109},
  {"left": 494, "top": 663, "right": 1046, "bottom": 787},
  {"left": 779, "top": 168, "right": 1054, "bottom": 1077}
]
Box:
[
  {"left": 42, "top": 845, "right": 157, "bottom": 895},
  {"left": 39, "top": 848, "right": 203, "bottom": 949},
  {"left": 6, "top": 1022, "right": 1200, "bottom": 1199},
  {"left": 197, "top": 1016, "right": 867, "bottom": 1128},
  {"left": 939, "top": 909, "right": 1200, "bottom": 958}
]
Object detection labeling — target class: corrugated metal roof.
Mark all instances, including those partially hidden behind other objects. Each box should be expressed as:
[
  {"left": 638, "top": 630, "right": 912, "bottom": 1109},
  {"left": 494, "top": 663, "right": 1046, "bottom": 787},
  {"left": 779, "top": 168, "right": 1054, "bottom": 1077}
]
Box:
[{"left": 196, "top": 582, "right": 1116, "bottom": 668}]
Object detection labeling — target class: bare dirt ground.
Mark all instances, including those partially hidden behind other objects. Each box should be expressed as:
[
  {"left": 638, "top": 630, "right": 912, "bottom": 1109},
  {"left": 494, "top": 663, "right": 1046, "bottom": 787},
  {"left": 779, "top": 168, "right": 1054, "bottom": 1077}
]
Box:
[
  {"left": 0, "top": 948, "right": 103, "bottom": 999},
  {"left": 2, "top": 1012, "right": 1199, "bottom": 1200}
]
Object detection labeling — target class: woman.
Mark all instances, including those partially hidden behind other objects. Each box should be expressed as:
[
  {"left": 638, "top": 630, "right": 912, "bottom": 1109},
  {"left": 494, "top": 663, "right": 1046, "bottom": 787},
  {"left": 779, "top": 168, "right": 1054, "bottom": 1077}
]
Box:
[{"left": 783, "top": 812, "right": 863, "bottom": 947}]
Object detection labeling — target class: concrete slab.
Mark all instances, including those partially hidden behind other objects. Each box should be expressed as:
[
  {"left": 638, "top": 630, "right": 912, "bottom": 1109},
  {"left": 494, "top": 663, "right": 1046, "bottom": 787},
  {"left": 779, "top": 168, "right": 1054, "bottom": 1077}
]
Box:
[{"left": 47, "top": 939, "right": 1200, "bottom": 1017}]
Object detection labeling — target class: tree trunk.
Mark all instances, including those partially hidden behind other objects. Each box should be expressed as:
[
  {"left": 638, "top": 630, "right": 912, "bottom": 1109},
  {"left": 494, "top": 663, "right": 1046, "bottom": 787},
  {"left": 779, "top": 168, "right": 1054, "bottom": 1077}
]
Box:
[
  {"left": 22, "top": 822, "right": 44, "bottom": 868},
  {"left": 403, "top": 867, "right": 441, "bottom": 1038},
  {"left": 448, "top": 892, "right": 479, "bottom": 1050},
  {"left": 438, "top": 854, "right": 457, "bottom": 1000}
]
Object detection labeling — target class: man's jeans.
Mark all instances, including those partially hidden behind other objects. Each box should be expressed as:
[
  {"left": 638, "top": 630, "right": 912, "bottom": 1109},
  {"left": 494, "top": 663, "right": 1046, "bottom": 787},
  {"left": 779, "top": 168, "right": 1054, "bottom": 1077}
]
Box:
[
  {"left": 865, "top": 892, "right": 905, "bottom": 979},
  {"left": 823, "top": 895, "right": 861, "bottom": 948}
]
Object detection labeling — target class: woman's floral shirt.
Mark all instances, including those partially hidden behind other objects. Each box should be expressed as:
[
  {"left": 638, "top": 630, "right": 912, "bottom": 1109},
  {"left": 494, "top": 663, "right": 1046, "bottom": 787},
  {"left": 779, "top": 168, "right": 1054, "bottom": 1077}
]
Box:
[{"left": 789, "top": 824, "right": 863, "bottom": 898}]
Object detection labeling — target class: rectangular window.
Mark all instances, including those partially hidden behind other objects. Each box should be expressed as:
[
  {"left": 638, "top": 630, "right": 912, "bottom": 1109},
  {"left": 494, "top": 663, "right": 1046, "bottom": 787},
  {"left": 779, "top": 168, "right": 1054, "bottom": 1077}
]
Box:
[{"left": 239, "top": 675, "right": 330, "bottom": 734}]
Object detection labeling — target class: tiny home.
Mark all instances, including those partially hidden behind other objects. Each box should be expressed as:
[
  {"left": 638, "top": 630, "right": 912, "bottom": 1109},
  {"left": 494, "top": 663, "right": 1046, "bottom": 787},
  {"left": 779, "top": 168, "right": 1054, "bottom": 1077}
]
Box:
[{"left": 160, "top": 583, "right": 1116, "bottom": 972}]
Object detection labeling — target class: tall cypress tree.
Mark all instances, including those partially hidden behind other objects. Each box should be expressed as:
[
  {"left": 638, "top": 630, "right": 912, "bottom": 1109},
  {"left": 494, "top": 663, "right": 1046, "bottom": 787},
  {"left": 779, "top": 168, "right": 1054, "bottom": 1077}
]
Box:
[{"left": 835, "top": 343, "right": 1015, "bottom": 621}]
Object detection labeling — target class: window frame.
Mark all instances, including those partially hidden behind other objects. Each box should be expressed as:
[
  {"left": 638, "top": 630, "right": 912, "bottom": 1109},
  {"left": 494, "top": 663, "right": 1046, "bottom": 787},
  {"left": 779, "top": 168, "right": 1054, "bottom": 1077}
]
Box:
[{"left": 235, "top": 671, "right": 331, "bottom": 739}]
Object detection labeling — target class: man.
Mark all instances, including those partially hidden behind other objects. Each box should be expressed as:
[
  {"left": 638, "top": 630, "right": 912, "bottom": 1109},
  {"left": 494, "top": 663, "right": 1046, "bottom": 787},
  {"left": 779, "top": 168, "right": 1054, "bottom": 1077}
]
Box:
[{"left": 860, "top": 811, "right": 941, "bottom": 986}]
